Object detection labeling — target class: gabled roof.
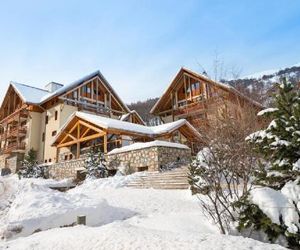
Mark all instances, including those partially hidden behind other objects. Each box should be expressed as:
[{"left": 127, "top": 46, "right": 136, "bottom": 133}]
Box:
[
  {"left": 2, "top": 70, "right": 130, "bottom": 113},
  {"left": 52, "top": 111, "right": 202, "bottom": 146},
  {"left": 40, "top": 70, "right": 130, "bottom": 112},
  {"left": 150, "top": 67, "right": 264, "bottom": 114},
  {"left": 10, "top": 82, "right": 50, "bottom": 104}
]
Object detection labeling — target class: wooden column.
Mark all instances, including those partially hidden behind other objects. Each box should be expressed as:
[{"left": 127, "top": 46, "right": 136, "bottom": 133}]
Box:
[
  {"left": 189, "top": 77, "right": 192, "bottom": 100},
  {"left": 76, "top": 122, "right": 80, "bottom": 159},
  {"left": 108, "top": 94, "right": 112, "bottom": 117},
  {"left": 103, "top": 134, "right": 107, "bottom": 153},
  {"left": 184, "top": 75, "right": 188, "bottom": 102}
]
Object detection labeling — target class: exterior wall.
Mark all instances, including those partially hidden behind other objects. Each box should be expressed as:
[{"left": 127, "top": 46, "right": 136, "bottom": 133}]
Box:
[
  {"left": 27, "top": 112, "right": 43, "bottom": 153},
  {"left": 43, "top": 103, "right": 78, "bottom": 164}
]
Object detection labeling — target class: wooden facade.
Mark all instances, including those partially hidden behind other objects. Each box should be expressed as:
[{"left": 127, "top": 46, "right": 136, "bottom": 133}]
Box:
[{"left": 151, "top": 68, "right": 263, "bottom": 132}]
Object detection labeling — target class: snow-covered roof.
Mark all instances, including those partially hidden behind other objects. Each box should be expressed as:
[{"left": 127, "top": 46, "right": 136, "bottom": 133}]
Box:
[
  {"left": 76, "top": 111, "right": 199, "bottom": 136},
  {"left": 10, "top": 81, "right": 50, "bottom": 104},
  {"left": 40, "top": 70, "right": 130, "bottom": 112},
  {"left": 108, "top": 140, "right": 189, "bottom": 155},
  {"left": 5, "top": 71, "right": 130, "bottom": 113},
  {"left": 52, "top": 111, "right": 202, "bottom": 145}
]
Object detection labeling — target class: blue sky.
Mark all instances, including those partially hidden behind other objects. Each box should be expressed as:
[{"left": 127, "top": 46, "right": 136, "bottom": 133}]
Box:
[{"left": 0, "top": 0, "right": 299, "bottom": 103}]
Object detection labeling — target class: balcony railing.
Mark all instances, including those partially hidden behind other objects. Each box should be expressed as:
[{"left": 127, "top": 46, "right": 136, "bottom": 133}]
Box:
[
  {"left": 1, "top": 142, "right": 26, "bottom": 154},
  {"left": 0, "top": 126, "right": 27, "bottom": 140}
]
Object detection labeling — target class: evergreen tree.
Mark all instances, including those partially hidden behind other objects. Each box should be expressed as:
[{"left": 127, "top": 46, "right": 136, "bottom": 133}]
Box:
[
  {"left": 19, "top": 149, "right": 44, "bottom": 178},
  {"left": 84, "top": 146, "right": 108, "bottom": 179},
  {"left": 238, "top": 79, "right": 300, "bottom": 248},
  {"left": 246, "top": 78, "right": 300, "bottom": 189}
]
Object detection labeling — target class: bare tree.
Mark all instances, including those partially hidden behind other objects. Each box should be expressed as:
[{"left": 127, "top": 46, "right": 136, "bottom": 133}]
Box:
[{"left": 189, "top": 111, "right": 261, "bottom": 234}]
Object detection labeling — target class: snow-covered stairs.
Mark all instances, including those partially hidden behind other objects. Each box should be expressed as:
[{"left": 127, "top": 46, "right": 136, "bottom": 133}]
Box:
[{"left": 126, "top": 166, "right": 190, "bottom": 189}]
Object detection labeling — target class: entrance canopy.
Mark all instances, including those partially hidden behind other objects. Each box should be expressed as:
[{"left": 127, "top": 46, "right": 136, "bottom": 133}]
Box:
[{"left": 52, "top": 111, "right": 202, "bottom": 158}]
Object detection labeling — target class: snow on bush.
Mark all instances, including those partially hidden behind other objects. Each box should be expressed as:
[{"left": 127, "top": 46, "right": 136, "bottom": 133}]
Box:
[{"left": 250, "top": 182, "right": 300, "bottom": 234}]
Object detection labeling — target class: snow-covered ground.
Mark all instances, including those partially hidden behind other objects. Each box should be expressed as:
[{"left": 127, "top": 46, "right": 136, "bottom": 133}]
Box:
[{"left": 0, "top": 175, "right": 287, "bottom": 250}]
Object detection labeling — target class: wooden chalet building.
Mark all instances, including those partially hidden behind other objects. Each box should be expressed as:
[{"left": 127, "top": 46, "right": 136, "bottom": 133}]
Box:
[
  {"left": 0, "top": 70, "right": 201, "bottom": 173},
  {"left": 150, "top": 68, "right": 263, "bottom": 133}
]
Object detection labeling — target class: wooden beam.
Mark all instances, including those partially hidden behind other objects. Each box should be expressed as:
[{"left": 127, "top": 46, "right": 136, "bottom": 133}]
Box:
[
  {"left": 81, "top": 127, "right": 90, "bottom": 138},
  {"left": 57, "top": 132, "right": 106, "bottom": 148},
  {"left": 78, "top": 120, "right": 104, "bottom": 134}
]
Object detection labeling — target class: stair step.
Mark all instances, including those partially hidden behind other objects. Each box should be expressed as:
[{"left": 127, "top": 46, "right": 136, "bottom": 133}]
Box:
[{"left": 126, "top": 166, "right": 190, "bottom": 190}]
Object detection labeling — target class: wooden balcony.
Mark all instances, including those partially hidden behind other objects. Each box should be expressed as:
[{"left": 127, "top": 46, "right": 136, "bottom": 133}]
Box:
[
  {"left": 2, "top": 109, "right": 29, "bottom": 125},
  {"left": 173, "top": 96, "right": 221, "bottom": 118},
  {"left": 174, "top": 100, "right": 208, "bottom": 118},
  {"left": 1, "top": 142, "right": 26, "bottom": 154},
  {"left": 1, "top": 126, "right": 27, "bottom": 140}
]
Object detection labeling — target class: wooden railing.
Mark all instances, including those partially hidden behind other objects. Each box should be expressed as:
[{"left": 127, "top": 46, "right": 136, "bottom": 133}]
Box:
[
  {"left": 1, "top": 142, "right": 26, "bottom": 154},
  {"left": 0, "top": 126, "right": 27, "bottom": 140}
]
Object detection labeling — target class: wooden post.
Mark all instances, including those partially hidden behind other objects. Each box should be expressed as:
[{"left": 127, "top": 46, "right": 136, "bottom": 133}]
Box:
[
  {"left": 76, "top": 123, "right": 80, "bottom": 159},
  {"left": 189, "top": 77, "right": 192, "bottom": 100},
  {"left": 103, "top": 134, "right": 107, "bottom": 153},
  {"left": 91, "top": 80, "right": 94, "bottom": 101},
  {"left": 77, "top": 215, "right": 86, "bottom": 225}
]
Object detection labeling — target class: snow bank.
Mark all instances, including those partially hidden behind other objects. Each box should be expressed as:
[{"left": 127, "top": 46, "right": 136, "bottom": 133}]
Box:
[
  {"left": 251, "top": 181, "right": 300, "bottom": 234},
  {"left": 75, "top": 171, "right": 144, "bottom": 190},
  {"left": 108, "top": 140, "right": 189, "bottom": 155},
  {"left": 0, "top": 223, "right": 286, "bottom": 250},
  {"left": 0, "top": 176, "right": 135, "bottom": 239}
]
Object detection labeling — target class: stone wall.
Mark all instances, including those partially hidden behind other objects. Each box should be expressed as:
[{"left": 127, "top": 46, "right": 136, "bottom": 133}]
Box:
[
  {"left": 107, "top": 146, "right": 191, "bottom": 173},
  {"left": 45, "top": 146, "right": 191, "bottom": 179},
  {"left": 47, "top": 158, "right": 85, "bottom": 179}
]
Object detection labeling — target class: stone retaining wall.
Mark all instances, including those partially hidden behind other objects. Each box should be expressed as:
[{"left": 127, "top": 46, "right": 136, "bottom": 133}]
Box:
[
  {"left": 47, "top": 158, "right": 85, "bottom": 179},
  {"left": 46, "top": 146, "right": 191, "bottom": 179}
]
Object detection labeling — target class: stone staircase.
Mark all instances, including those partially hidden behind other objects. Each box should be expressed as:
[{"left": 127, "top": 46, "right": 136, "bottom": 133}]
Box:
[{"left": 126, "top": 166, "right": 190, "bottom": 189}]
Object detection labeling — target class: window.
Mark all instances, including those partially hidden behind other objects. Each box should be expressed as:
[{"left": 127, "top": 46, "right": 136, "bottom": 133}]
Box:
[
  {"left": 87, "top": 86, "right": 91, "bottom": 94},
  {"left": 73, "top": 91, "right": 78, "bottom": 99},
  {"left": 45, "top": 159, "right": 47, "bottom": 163},
  {"left": 45, "top": 115, "right": 48, "bottom": 125},
  {"left": 82, "top": 85, "right": 91, "bottom": 94},
  {"left": 49, "top": 159, "right": 52, "bottom": 163},
  {"left": 64, "top": 155, "right": 68, "bottom": 161},
  {"left": 55, "top": 111, "right": 58, "bottom": 120},
  {"left": 69, "top": 154, "right": 73, "bottom": 160},
  {"left": 42, "top": 132, "right": 45, "bottom": 142},
  {"left": 52, "top": 130, "right": 57, "bottom": 136}
]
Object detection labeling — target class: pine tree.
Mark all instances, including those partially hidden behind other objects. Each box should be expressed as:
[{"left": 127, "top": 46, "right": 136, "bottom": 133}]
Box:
[
  {"left": 84, "top": 146, "right": 108, "bottom": 179},
  {"left": 238, "top": 79, "right": 300, "bottom": 248},
  {"left": 19, "top": 148, "right": 44, "bottom": 178},
  {"left": 246, "top": 78, "right": 300, "bottom": 189}
]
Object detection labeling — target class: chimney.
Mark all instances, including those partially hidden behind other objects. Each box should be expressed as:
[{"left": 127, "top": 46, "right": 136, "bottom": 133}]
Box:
[{"left": 45, "top": 82, "right": 63, "bottom": 93}]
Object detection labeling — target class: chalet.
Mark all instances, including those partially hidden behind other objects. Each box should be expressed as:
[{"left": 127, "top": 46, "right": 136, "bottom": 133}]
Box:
[
  {"left": 150, "top": 68, "right": 263, "bottom": 132},
  {"left": 0, "top": 70, "right": 201, "bottom": 173}
]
